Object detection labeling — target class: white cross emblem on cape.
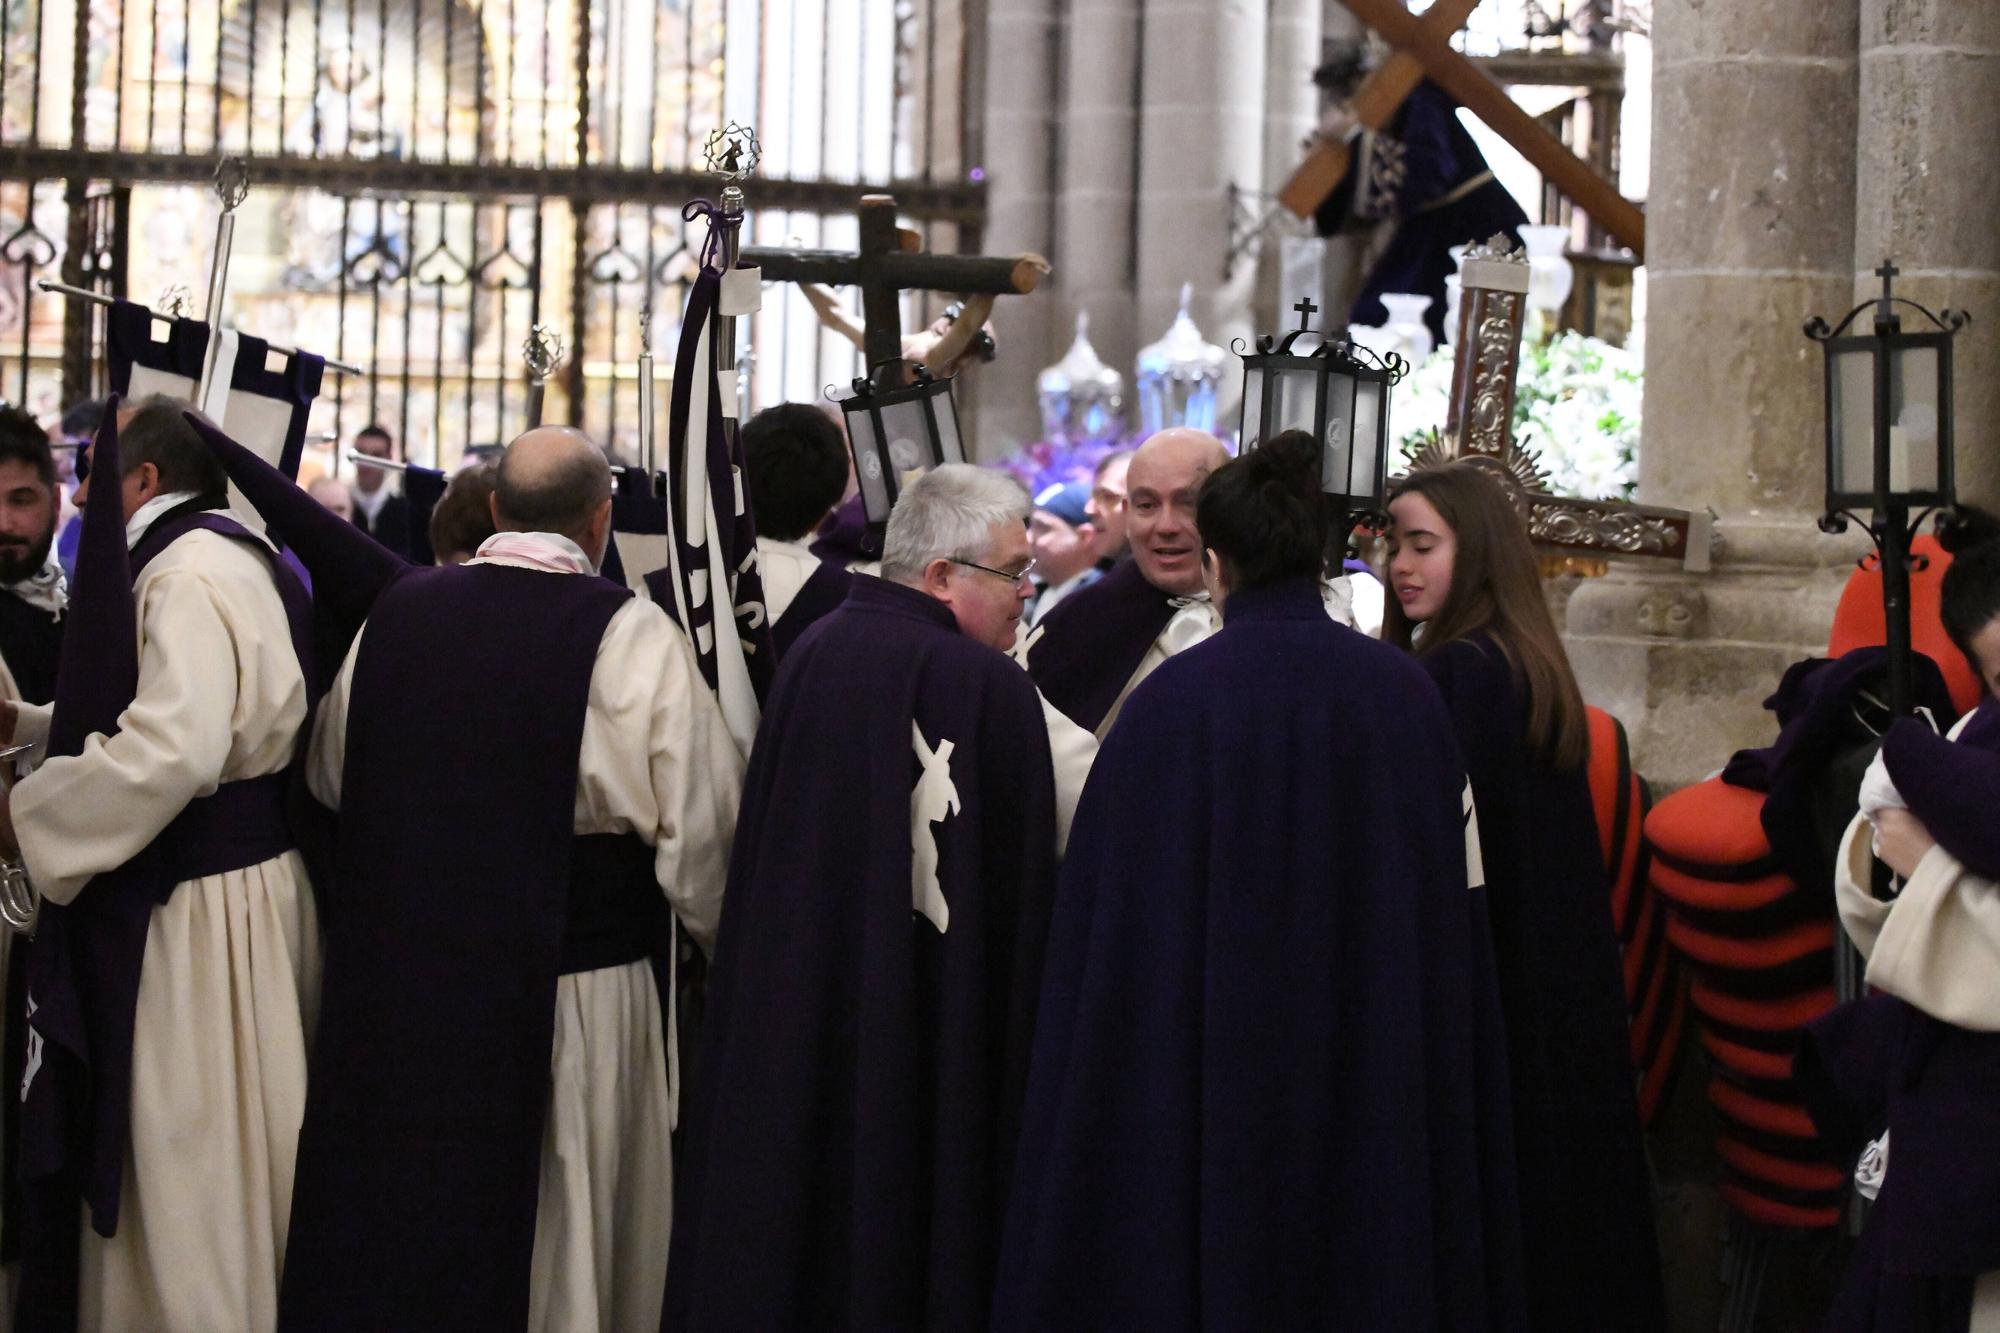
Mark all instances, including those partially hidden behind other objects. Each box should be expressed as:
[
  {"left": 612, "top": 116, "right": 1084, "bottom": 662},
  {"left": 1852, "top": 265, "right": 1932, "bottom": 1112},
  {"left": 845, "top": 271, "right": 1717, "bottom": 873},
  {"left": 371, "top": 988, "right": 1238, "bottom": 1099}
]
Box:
[{"left": 910, "top": 722, "right": 961, "bottom": 933}]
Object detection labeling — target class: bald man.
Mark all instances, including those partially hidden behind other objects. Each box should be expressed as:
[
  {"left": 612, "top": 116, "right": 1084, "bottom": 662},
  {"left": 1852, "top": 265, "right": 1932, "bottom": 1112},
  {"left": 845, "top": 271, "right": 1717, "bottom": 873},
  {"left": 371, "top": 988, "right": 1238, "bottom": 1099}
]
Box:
[
  {"left": 1026, "top": 428, "right": 1385, "bottom": 737},
  {"left": 1024, "top": 429, "right": 1228, "bottom": 738},
  {"left": 282, "top": 425, "right": 745, "bottom": 1332}
]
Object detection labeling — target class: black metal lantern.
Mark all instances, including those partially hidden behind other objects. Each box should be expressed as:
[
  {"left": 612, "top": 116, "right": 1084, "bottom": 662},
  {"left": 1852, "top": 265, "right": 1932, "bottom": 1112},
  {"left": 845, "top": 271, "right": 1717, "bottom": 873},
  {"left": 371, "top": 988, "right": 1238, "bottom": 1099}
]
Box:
[
  {"left": 834, "top": 359, "right": 966, "bottom": 524},
  {"left": 1806, "top": 262, "right": 1971, "bottom": 715},
  {"left": 1236, "top": 297, "right": 1407, "bottom": 519}
]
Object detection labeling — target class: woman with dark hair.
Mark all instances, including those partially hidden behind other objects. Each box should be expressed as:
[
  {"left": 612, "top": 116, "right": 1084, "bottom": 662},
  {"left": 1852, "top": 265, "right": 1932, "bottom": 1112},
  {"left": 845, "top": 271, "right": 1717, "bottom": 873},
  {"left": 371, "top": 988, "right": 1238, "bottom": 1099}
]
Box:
[
  {"left": 996, "top": 433, "right": 1527, "bottom": 1332},
  {"left": 1386, "top": 461, "right": 1665, "bottom": 1332}
]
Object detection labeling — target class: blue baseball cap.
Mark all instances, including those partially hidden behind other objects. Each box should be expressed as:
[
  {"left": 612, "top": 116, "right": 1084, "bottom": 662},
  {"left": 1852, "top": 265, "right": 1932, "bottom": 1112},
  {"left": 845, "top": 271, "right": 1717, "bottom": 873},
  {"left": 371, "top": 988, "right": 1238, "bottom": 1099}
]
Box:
[{"left": 1032, "top": 480, "right": 1092, "bottom": 528}]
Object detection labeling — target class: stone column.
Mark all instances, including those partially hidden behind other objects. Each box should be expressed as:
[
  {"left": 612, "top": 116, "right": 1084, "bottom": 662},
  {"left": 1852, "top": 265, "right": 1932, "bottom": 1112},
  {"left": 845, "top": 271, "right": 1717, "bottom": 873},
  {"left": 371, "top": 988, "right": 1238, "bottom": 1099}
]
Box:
[
  {"left": 973, "top": 0, "right": 1063, "bottom": 455},
  {"left": 1854, "top": 0, "right": 2000, "bottom": 509},
  {"left": 1563, "top": 0, "right": 1868, "bottom": 791},
  {"left": 1051, "top": 0, "right": 1144, "bottom": 416},
  {"left": 1135, "top": 0, "right": 1270, "bottom": 400}
]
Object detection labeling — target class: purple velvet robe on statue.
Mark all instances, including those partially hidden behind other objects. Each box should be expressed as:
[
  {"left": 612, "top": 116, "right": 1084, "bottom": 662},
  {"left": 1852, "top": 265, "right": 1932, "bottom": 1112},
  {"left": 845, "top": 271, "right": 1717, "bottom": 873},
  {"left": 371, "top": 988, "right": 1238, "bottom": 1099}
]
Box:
[
  {"left": 665, "top": 576, "right": 1058, "bottom": 1333},
  {"left": 994, "top": 579, "right": 1526, "bottom": 1332}
]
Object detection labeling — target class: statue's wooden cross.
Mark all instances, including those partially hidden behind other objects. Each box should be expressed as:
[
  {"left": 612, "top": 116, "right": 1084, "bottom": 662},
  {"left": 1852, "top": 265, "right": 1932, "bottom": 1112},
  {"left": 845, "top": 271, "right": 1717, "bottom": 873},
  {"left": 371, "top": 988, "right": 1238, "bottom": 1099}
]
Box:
[
  {"left": 1410, "top": 238, "right": 1710, "bottom": 569},
  {"left": 741, "top": 195, "right": 1049, "bottom": 384},
  {"left": 1280, "top": 0, "right": 1646, "bottom": 259}
]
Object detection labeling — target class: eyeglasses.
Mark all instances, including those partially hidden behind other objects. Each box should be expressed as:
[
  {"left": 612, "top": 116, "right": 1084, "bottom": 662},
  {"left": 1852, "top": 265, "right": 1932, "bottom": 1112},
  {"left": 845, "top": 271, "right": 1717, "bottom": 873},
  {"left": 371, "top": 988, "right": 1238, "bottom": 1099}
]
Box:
[{"left": 952, "top": 557, "right": 1038, "bottom": 586}]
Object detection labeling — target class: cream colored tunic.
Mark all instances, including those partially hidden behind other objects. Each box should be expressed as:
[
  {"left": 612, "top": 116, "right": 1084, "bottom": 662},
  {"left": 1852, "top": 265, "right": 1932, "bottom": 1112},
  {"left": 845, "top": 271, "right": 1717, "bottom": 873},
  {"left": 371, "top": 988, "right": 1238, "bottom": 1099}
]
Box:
[
  {"left": 1037, "top": 690, "right": 1095, "bottom": 857},
  {"left": 11, "top": 523, "right": 318, "bottom": 1333},
  {"left": 308, "top": 561, "right": 744, "bottom": 1333},
  {"left": 755, "top": 535, "right": 821, "bottom": 623}
]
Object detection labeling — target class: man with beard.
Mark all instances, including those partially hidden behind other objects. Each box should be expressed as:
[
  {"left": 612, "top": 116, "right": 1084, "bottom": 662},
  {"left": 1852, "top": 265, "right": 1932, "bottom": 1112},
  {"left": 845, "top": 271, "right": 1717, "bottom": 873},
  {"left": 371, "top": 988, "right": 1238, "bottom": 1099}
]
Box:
[{"left": 0, "top": 406, "right": 67, "bottom": 706}]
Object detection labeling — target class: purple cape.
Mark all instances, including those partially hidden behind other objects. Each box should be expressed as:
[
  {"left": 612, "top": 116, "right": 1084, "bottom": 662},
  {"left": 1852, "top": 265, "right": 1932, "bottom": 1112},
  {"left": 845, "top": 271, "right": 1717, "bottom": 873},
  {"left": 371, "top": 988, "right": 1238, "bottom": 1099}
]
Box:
[
  {"left": 19, "top": 477, "right": 312, "bottom": 1331},
  {"left": 994, "top": 579, "right": 1527, "bottom": 1332},
  {"left": 1800, "top": 994, "right": 2000, "bottom": 1332},
  {"left": 665, "top": 576, "right": 1058, "bottom": 1333},
  {"left": 1023, "top": 558, "right": 1176, "bottom": 734},
  {"left": 1420, "top": 635, "right": 1664, "bottom": 1331},
  {"left": 278, "top": 563, "right": 637, "bottom": 1331},
  {"left": 1881, "top": 696, "right": 2000, "bottom": 881},
  {"left": 770, "top": 558, "right": 852, "bottom": 662}
]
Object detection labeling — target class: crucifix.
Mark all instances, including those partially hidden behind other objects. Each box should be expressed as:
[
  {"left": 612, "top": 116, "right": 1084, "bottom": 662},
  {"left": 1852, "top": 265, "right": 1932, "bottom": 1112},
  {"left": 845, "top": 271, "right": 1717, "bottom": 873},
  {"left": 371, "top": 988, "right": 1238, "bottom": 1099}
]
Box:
[
  {"left": 1408, "top": 236, "right": 1710, "bottom": 569},
  {"left": 1281, "top": 0, "right": 1645, "bottom": 259},
  {"left": 741, "top": 195, "right": 1050, "bottom": 384}
]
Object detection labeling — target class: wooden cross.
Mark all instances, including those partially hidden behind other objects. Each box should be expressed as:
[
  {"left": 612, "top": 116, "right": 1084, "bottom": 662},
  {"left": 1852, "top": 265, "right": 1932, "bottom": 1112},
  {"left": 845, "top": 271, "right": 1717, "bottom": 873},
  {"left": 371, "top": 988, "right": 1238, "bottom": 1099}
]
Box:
[
  {"left": 741, "top": 195, "right": 1050, "bottom": 384},
  {"left": 1410, "top": 237, "right": 1710, "bottom": 569},
  {"left": 1280, "top": 0, "right": 1646, "bottom": 259}
]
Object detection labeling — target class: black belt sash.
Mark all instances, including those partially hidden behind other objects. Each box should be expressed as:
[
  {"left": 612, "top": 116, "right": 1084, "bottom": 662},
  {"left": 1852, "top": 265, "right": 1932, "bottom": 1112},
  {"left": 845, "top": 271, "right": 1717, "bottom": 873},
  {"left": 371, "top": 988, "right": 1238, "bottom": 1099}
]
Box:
[{"left": 559, "top": 834, "right": 666, "bottom": 976}]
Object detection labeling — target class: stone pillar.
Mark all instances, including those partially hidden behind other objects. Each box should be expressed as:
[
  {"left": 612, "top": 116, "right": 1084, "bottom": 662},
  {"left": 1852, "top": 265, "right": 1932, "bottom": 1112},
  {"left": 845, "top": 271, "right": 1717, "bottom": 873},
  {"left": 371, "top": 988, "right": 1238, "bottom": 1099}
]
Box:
[
  {"left": 973, "top": 0, "right": 1062, "bottom": 457},
  {"left": 1135, "top": 0, "right": 1270, "bottom": 401},
  {"left": 1563, "top": 0, "right": 1868, "bottom": 792},
  {"left": 1050, "top": 0, "right": 1144, "bottom": 420},
  {"left": 1855, "top": 0, "right": 2000, "bottom": 509}
]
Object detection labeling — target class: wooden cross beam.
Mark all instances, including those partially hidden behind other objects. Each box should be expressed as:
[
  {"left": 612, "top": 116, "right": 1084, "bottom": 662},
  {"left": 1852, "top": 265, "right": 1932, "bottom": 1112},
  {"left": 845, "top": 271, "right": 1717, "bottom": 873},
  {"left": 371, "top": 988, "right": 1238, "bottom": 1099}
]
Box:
[
  {"left": 1279, "top": 0, "right": 1483, "bottom": 218},
  {"left": 742, "top": 194, "right": 1049, "bottom": 383},
  {"left": 1410, "top": 238, "right": 1708, "bottom": 569},
  {"left": 1283, "top": 0, "right": 1647, "bottom": 260}
]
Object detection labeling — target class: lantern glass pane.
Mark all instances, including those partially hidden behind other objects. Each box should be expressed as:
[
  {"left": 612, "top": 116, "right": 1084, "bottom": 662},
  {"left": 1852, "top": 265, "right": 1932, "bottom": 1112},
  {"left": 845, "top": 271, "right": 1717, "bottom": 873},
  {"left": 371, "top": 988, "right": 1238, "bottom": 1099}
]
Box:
[
  {"left": 1320, "top": 371, "right": 1356, "bottom": 497},
  {"left": 1351, "top": 379, "right": 1385, "bottom": 502},
  {"left": 1890, "top": 344, "right": 1941, "bottom": 494},
  {"left": 1830, "top": 345, "right": 1875, "bottom": 499},
  {"left": 878, "top": 398, "right": 939, "bottom": 489},
  {"left": 1275, "top": 366, "right": 1322, "bottom": 437},
  {"left": 1240, "top": 365, "right": 1264, "bottom": 446},
  {"left": 931, "top": 385, "right": 967, "bottom": 465},
  {"left": 845, "top": 403, "right": 893, "bottom": 523}
]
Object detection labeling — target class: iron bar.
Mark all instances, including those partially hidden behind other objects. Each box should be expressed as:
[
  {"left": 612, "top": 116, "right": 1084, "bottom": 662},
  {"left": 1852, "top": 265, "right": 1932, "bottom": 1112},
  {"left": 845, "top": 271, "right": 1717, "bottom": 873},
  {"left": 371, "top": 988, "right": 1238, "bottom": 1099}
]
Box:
[{"left": 36, "top": 279, "right": 369, "bottom": 374}]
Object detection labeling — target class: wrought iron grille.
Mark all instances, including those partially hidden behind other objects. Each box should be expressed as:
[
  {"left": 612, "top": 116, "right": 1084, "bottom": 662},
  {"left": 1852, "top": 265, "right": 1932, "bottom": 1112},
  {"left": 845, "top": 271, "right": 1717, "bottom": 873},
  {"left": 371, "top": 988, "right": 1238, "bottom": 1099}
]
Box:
[{"left": 0, "top": 0, "right": 984, "bottom": 466}]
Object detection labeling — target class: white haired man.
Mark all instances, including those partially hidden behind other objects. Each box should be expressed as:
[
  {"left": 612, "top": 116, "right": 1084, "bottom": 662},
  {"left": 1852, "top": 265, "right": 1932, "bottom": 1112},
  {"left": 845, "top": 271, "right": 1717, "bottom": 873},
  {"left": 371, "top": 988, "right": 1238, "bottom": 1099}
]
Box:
[{"left": 666, "top": 464, "right": 1070, "bottom": 1333}]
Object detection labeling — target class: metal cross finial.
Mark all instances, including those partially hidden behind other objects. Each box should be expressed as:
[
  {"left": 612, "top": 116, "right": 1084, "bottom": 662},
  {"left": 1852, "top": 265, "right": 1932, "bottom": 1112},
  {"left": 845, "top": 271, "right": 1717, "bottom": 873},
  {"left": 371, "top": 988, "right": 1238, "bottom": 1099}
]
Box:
[
  {"left": 522, "top": 324, "right": 566, "bottom": 380},
  {"left": 212, "top": 156, "right": 251, "bottom": 212},
  {"left": 1874, "top": 258, "right": 1901, "bottom": 325},
  {"left": 159, "top": 284, "right": 192, "bottom": 317},
  {"left": 1293, "top": 296, "right": 1319, "bottom": 332}
]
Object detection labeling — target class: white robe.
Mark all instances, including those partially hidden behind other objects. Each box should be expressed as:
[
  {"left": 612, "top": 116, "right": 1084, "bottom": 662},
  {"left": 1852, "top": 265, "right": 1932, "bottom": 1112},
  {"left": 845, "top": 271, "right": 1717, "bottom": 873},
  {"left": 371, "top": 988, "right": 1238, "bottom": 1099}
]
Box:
[
  {"left": 755, "top": 535, "right": 821, "bottom": 624},
  {"left": 1833, "top": 713, "right": 2000, "bottom": 1330},
  {"left": 1037, "top": 690, "right": 1096, "bottom": 857},
  {"left": 307, "top": 560, "right": 744, "bottom": 1333},
  {"left": 11, "top": 523, "right": 318, "bottom": 1333}
]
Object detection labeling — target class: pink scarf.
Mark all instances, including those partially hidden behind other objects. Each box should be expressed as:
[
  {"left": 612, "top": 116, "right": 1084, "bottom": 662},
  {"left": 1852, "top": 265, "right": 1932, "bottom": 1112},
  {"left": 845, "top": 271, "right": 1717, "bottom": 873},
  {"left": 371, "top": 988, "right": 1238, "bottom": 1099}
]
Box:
[{"left": 470, "top": 531, "right": 595, "bottom": 575}]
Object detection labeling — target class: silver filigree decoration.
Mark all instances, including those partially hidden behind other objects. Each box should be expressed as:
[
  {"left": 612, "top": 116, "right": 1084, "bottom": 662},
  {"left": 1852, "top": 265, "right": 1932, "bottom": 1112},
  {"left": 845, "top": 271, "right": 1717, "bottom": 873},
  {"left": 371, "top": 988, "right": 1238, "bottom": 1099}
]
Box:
[
  {"left": 522, "top": 324, "right": 566, "bottom": 380},
  {"left": 212, "top": 157, "right": 251, "bottom": 212},
  {"left": 702, "top": 123, "right": 762, "bottom": 182},
  {"left": 1460, "top": 233, "right": 1526, "bottom": 266},
  {"left": 1528, "top": 501, "right": 1681, "bottom": 556}
]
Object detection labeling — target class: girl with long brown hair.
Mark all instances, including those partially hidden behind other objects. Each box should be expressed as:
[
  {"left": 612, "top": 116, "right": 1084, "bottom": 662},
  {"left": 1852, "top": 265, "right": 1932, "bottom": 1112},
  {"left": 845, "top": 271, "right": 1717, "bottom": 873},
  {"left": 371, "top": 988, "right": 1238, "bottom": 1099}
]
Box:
[{"left": 1386, "top": 460, "right": 1666, "bottom": 1331}]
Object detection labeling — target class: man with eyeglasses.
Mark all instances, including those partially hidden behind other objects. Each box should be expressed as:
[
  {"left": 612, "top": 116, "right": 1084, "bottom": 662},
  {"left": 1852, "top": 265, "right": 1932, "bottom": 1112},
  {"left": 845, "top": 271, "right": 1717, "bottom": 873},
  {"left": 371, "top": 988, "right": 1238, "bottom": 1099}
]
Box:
[{"left": 666, "top": 463, "right": 1084, "bottom": 1333}]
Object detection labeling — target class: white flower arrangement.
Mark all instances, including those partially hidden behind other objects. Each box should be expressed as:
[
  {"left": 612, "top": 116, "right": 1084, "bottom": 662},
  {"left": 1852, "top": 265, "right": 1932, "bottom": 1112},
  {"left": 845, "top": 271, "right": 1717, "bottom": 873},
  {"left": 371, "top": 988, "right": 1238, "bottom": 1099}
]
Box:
[{"left": 1393, "top": 332, "right": 1642, "bottom": 501}]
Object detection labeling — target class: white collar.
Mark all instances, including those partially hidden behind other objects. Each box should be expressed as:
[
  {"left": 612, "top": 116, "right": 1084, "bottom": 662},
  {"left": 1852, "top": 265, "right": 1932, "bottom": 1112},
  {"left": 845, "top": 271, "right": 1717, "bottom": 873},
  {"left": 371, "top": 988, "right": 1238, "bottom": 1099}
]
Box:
[
  {"left": 352, "top": 480, "right": 396, "bottom": 521},
  {"left": 468, "top": 530, "right": 598, "bottom": 576},
  {"left": 4, "top": 548, "right": 67, "bottom": 619},
  {"left": 124, "top": 490, "right": 205, "bottom": 550}
]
